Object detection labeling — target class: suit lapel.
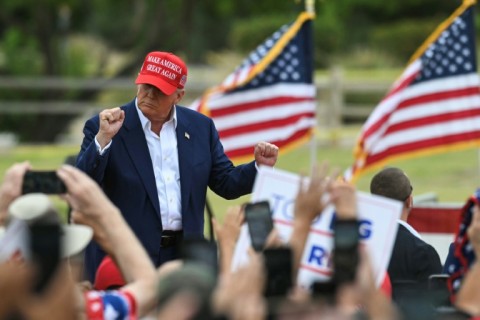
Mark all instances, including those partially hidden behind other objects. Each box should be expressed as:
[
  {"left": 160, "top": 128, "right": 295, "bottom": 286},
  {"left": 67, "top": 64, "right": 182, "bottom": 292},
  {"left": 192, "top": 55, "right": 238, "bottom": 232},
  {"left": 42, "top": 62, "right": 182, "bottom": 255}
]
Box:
[
  {"left": 176, "top": 107, "right": 193, "bottom": 221},
  {"left": 120, "top": 102, "right": 161, "bottom": 220}
]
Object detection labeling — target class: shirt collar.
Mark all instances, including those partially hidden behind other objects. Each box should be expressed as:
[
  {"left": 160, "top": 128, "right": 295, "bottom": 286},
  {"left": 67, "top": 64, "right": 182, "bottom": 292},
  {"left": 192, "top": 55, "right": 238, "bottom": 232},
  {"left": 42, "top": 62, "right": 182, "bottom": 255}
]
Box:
[
  {"left": 398, "top": 219, "right": 422, "bottom": 239},
  {"left": 134, "top": 97, "right": 177, "bottom": 130}
]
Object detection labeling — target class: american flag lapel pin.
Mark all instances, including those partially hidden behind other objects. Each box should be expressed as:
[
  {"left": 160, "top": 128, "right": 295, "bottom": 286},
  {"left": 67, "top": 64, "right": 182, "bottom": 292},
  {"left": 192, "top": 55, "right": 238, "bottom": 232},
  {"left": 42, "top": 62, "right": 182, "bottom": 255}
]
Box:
[{"left": 185, "top": 132, "right": 190, "bottom": 140}]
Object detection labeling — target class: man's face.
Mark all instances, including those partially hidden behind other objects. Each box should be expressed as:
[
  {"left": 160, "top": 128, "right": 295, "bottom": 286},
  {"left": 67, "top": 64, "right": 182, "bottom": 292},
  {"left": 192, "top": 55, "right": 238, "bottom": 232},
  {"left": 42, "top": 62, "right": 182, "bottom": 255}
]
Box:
[{"left": 136, "top": 84, "right": 184, "bottom": 123}]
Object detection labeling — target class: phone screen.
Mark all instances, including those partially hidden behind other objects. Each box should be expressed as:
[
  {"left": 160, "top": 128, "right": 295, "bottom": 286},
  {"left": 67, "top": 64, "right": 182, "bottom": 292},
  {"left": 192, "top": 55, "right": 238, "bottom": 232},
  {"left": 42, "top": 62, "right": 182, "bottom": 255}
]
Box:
[
  {"left": 333, "top": 219, "right": 359, "bottom": 286},
  {"left": 428, "top": 274, "right": 448, "bottom": 291},
  {"left": 428, "top": 274, "right": 451, "bottom": 307},
  {"left": 263, "top": 247, "right": 293, "bottom": 297},
  {"left": 29, "top": 223, "right": 61, "bottom": 293},
  {"left": 22, "top": 171, "right": 67, "bottom": 194},
  {"left": 311, "top": 280, "right": 336, "bottom": 304},
  {"left": 245, "top": 201, "right": 274, "bottom": 252}
]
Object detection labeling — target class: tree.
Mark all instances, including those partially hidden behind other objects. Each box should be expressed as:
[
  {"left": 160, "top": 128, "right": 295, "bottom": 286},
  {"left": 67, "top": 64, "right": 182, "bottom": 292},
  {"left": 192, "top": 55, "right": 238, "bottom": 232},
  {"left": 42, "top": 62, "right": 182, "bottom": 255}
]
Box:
[{"left": 0, "top": 0, "right": 475, "bottom": 141}]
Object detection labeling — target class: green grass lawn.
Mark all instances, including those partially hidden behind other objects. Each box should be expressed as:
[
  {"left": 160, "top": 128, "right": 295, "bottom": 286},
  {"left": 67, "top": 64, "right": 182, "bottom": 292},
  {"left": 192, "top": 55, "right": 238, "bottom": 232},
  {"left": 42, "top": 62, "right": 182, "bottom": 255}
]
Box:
[{"left": 1, "top": 136, "right": 479, "bottom": 227}]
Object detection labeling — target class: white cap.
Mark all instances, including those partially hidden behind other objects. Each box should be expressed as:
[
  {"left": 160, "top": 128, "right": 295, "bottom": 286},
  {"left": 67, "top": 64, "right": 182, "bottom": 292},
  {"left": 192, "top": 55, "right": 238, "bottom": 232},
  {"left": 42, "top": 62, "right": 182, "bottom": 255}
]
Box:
[{"left": 6, "top": 193, "right": 93, "bottom": 258}]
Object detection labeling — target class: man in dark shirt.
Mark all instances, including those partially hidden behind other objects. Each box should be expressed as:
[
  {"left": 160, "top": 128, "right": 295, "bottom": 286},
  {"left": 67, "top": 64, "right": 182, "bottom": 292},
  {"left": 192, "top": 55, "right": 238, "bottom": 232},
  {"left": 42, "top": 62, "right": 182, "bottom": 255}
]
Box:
[{"left": 370, "top": 167, "right": 442, "bottom": 304}]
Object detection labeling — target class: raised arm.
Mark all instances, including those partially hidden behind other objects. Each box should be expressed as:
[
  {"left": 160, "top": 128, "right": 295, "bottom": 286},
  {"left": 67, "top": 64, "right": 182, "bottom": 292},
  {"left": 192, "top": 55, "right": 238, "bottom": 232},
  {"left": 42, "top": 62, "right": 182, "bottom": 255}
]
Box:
[
  {"left": 0, "top": 162, "right": 31, "bottom": 226},
  {"left": 331, "top": 180, "right": 399, "bottom": 320},
  {"left": 289, "top": 163, "right": 337, "bottom": 282},
  {"left": 57, "top": 164, "right": 155, "bottom": 283},
  {"left": 76, "top": 107, "right": 125, "bottom": 183},
  {"left": 212, "top": 205, "right": 244, "bottom": 276}
]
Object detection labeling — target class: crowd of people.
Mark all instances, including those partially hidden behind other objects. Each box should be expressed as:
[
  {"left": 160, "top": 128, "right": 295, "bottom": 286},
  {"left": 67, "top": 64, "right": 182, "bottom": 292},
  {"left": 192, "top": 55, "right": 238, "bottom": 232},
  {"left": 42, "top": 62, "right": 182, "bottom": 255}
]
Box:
[
  {"left": 0, "top": 162, "right": 479, "bottom": 319},
  {"left": 0, "top": 50, "right": 479, "bottom": 319}
]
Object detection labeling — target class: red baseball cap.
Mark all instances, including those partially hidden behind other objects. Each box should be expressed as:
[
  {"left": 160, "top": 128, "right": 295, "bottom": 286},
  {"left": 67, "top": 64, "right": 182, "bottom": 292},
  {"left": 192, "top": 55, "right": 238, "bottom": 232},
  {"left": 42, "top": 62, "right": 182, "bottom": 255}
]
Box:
[
  {"left": 94, "top": 256, "right": 126, "bottom": 290},
  {"left": 135, "top": 51, "right": 188, "bottom": 95}
]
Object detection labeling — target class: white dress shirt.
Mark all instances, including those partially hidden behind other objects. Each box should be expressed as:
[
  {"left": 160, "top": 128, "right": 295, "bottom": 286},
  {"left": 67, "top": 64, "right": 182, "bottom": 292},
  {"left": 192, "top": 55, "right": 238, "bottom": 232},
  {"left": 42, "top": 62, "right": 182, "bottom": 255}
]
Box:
[{"left": 95, "top": 99, "right": 182, "bottom": 230}]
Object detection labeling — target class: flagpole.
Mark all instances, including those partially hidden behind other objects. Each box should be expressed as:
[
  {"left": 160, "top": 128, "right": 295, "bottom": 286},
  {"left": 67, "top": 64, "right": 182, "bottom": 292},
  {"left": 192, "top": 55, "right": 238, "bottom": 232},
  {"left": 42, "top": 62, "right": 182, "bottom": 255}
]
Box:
[
  {"left": 304, "top": 0, "right": 317, "bottom": 172},
  {"left": 305, "top": 0, "right": 315, "bottom": 14}
]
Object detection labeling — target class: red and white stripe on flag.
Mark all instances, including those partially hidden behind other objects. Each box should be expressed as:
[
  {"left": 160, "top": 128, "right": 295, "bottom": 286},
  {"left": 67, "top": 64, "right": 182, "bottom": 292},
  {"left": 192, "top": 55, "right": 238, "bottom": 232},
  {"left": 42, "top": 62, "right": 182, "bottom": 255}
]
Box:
[
  {"left": 349, "top": 1, "right": 480, "bottom": 181},
  {"left": 208, "top": 83, "right": 316, "bottom": 160},
  {"left": 189, "top": 12, "right": 316, "bottom": 162}
]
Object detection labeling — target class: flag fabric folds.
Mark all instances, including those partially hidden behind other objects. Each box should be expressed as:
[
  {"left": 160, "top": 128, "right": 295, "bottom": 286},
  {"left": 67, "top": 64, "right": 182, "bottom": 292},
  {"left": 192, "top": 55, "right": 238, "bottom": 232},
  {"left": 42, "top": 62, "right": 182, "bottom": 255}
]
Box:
[
  {"left": 190, "top": 12, "right": 316, "bottom": 162},
  {"left": 445, "top": 188, "right": 479, "bottom": 301},
  {"left": 348, "top": 0, "right": 480, "bottom": 181}
]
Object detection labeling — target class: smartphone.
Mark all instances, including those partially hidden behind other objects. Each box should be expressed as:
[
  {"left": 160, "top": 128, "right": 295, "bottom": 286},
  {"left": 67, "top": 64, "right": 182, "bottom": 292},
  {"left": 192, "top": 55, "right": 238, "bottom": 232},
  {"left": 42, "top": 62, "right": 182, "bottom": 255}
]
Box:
[
  {"left": 333, "top": 219, "right": 359, "bottom": 286},
  {"left": 245, "top": 201, "right": 274, "bottom": 252},
  {"left": 180, "top": 237, "right": 218, "bottom": 277},
  {"left": 263, "top": 247, "right": 293, "bottom": 297},
  {"left": 311, "top": 280, "right": 336, "bottom": 305},
  {"left": 22, "top": 170, "right": 67, "bottom": 194},
  {"left": 29, "top": 222, "right": 61, "bottom": 293},
  {"left": 428, "top": 274, "right": 451, "bottom": 307}
]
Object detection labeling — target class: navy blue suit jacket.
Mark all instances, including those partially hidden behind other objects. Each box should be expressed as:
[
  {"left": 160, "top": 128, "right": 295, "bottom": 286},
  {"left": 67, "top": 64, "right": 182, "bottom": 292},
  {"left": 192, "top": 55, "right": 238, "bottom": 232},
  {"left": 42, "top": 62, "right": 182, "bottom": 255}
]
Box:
[
  {"left": 77, "top": 99, "right": 257, "bottom": 281},
  {"left": 388, "top": 223, "right": 442, "bottom": 301}
]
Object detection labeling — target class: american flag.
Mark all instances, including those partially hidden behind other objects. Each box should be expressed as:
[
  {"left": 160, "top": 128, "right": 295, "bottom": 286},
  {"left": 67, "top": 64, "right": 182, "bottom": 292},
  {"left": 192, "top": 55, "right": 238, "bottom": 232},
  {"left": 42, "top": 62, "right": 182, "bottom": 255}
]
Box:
[
  {"left": 85, "top": 290, "right": 136, "bottom": 319},
  {"left": 446, "top": 188, "right": 479, "bottom": 301},
  {"left": 347, "top": 2, "right": 480, "bottom": 181},
  {"left": 190, "top": 12, "right": 316, "bottom": 161}
]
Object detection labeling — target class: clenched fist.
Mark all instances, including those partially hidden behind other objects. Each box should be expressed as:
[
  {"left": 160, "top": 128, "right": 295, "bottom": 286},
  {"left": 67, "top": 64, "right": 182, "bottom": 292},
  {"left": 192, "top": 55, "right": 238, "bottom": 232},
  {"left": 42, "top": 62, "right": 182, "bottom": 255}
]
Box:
[
  {"left": 96, "top": 107, "right": 125, "bottom": 148},
  {"left": 254, "top": 142, "right": 279, "bottom": 167}
]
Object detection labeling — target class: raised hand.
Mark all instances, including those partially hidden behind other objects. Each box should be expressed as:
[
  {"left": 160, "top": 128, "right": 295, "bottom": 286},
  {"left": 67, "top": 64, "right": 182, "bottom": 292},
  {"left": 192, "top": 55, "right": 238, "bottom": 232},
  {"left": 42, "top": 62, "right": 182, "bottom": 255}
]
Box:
[
  {"left": 212, "top": 206, "right": 244, "bottom": 275},
  {"left": 0, "top": 161, "right": 31, "bottom": 225},
  {"left": 294, "top": 162, "right": 338, "bottom": 225},
  {"left": 96, "top": 107, "right": 125, "bottom": 148},
  {"left": 212, "top": 250, "right": 266, "bottom": 319},
  {"left": 290, "top": 161, "right": 339, "bottom": 283},
  {"left": 57, "top": 164, "right": 120, "bottom": 224},
  {"left": 330, "top": 180, "right": 357, "bottom": 221},
  {"left": 213, "top": 205, "right": 244, "bottom": 250},
  {"left": 254, "top": 142, "right": 279, "bottom": 167}
]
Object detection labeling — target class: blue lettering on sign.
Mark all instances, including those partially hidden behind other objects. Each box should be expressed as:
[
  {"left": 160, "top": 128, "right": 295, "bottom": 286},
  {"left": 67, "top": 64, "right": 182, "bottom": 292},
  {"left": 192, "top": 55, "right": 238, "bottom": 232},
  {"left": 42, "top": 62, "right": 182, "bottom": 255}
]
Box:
[
  {"left": 329, "top": 212, "right": 373, "bottom": 240},
  {"left": 270, "top": 193, "right": 295, "bottom": 220},
  {"left": 308, "top": 245, "right": 331, "bottom": 267},
  {"left": 358, "top": 219, "right": 372, "bottom": 239},
  {"left": 269, "top": 193, "right": 284, "bottom": 213}
]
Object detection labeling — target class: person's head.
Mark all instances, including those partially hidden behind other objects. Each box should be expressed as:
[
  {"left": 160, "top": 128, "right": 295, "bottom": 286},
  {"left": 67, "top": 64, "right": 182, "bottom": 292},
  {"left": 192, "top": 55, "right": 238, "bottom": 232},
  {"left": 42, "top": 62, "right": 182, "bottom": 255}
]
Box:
[
  {"left": 135, "top": 51, "right": 187, "bottom": 124},
  {"left": 156, "top": 263, "right": 216, "bottom": 319},
  {"left": 370, "top": 167, "right": 413, "bottom": 216},
  {"left": 3, "top": 193, "right": 93, "bottom": 280},
  {"left": 94, "top": 255, "right": 125, "bottom": 290}
]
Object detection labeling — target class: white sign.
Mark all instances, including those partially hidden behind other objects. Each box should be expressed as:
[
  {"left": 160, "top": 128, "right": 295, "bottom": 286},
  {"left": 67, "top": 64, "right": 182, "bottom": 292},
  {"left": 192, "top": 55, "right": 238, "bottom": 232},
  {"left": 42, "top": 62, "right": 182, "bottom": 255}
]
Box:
[{"left": 232, "top": 166, "right": 402, "bottom": 288}]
